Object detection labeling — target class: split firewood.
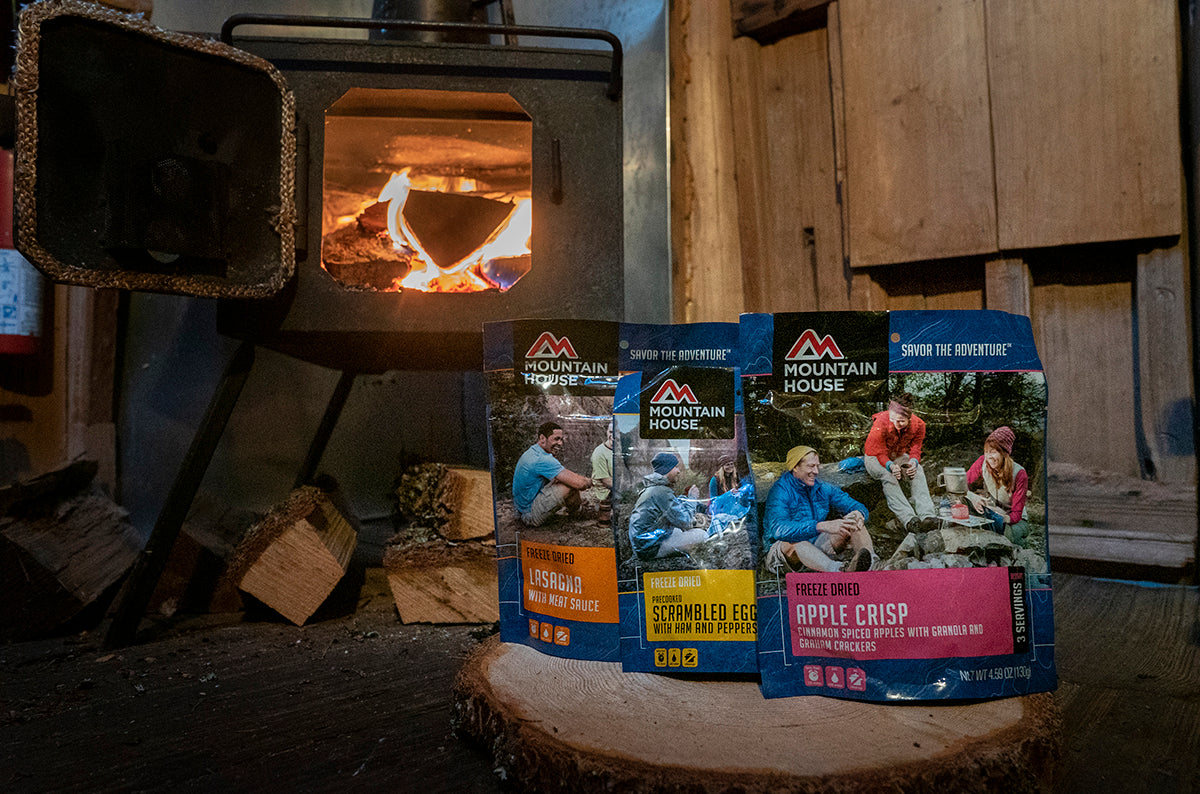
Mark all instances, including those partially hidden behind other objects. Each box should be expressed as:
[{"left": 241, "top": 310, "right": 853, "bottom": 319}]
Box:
[
  {"left": 382, "top": 539, "right": 498, "bottom": 625},
  {"left": 0, "top": 459, "right": 141, "bottom": 641},
  {"left": 0, "top": 458, "right": 100, "bottom": 516},
  {"left": 393, "top": 463, "right": 495, "bottom": 542},
  {"left": 221, "top": 486, "right": 357, "bottom": 626},
  {"left": 386, "top": 464, "right": 499, "bottom": 623},
  {"left": 432, "top": 467, "right": 495, "bottom": 542}
]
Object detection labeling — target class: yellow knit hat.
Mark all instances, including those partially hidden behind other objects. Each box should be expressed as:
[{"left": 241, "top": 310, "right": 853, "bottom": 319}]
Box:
[{"left": 785, "top": 445, "right": 816, "bottom": 472}]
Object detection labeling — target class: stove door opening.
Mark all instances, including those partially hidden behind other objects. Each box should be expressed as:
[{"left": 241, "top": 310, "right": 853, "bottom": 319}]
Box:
[{"left": 321, "top": 88, "right": 532, "bottom": 294}]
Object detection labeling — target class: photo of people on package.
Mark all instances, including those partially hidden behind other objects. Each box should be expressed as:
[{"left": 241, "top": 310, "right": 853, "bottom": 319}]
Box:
[
  {"left": 963, "top": 426, "right": 1031, "bottom": 546},
  {"left": 611, "top": 436, "right": 757, "bottom": 580},
  {"left": 748, "top": 373, "right": 1049, "bottom": 581},
  {"left": 763, "top": 444, "right": 876, "bottom": 575},
  {"left": 488, "top": 392, "right": 618, "bottom": 550}
]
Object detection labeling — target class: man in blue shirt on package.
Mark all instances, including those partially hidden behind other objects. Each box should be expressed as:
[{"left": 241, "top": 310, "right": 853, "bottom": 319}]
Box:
[
  {"left": 763, "top": 445, "right": 875, "bottom": 574},
  {"left": 512, "top": 421, "right": 593, "bottom": 526}
]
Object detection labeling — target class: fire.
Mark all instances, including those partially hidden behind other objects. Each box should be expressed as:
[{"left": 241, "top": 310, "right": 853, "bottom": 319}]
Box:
[{"left": 377, "top": 169, "right": 531, "bottom": 293}]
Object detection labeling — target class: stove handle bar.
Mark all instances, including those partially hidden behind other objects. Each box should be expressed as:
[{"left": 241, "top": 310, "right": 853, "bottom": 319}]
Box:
[{"left": 219, "top": 15, "right": 623, "bottom": 101}]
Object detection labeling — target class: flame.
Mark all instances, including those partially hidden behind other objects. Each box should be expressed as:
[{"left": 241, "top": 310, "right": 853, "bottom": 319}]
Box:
[{"left": 376, "top": 169, "right": 531, "bottom": 293}]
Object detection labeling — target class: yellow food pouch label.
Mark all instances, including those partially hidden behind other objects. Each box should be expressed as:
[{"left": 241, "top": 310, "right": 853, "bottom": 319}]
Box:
[{"left": 643, "top": 569, "right": 756, "bottom": 642}]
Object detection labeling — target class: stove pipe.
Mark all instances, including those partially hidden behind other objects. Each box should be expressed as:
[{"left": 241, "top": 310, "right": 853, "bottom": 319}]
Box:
[{"left": 371, "top": 0, "right": 490, "bottom": 42}]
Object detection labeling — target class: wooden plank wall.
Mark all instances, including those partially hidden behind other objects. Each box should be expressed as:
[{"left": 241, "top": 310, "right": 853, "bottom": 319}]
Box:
[
  {"left": 669, "top": 0, "right": 744, "bottom": 323},
  {"left": 1029, "top": 258, "right": 1139, "bottom": 476},
  {"left": 729, "top": 27, "right": 850, "bottom": 312},
  {"left": 669, "top": 0, "right": 1195, "bottom": 566},
  {"left": 987, "top": 0, "right": 1182, "bottom": 249},
  {"left": 838, "top": 0, "right": 998, "bottom": 267},
  {"left": 1136, "top": 246, "right": 1195, "bottom": 483}
]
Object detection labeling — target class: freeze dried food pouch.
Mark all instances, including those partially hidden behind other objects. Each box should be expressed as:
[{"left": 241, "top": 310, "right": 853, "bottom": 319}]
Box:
[
  {"left": 611, "top": 322, "right": 758, "bottom": 673},
  {"left": 741, "top": 310, "right": 1056, "bottom": 700},
  {"left": 484, "top": 319, "right": 622, "bottom": 661}
]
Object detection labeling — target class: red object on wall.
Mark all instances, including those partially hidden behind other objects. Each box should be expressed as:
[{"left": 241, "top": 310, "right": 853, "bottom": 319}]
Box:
[{"left": 0, "top": 147, "right": 43, "bottom": 354}]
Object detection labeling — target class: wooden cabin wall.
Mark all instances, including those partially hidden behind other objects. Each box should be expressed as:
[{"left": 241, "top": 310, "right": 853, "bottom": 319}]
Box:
[
  {"left": 671, "top": 0, "right": 1196, "bottom": 569},
  {"left": 670, "top": 0, "right": 745, "bottom": 323}
]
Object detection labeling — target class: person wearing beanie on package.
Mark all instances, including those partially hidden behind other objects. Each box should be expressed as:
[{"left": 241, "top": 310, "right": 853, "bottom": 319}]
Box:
[
  {"left": 763, "top": 445, "right": 875, "bottom": 574},
  {"left": 863, "top": 392, "right": 939, "bottom": 533},
  {"left": 964, "top": 426, "right": 1031, "bottom": 546},
  {"left": 628, "top": 451, "right": 709, "bottom": 561}
]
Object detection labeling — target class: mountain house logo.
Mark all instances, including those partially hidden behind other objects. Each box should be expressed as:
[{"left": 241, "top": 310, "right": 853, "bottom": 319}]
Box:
[
  {"left": 520, "top": 330, "right": 610, "bottom": 386},
  {"left": 786, "top": 329, "right": 843, "bottom": 361},
  {"left": 645, "top": 377, "right": 725, "bottom": 434},
  {"left": 782, "top": 329, "right": 877, "bottom": 393},
  {"left": 526, "top": 332, "right": 578, "bottom": 359},
  {"left": 650, "top": 379, "right": 699, "bottom": 405}
]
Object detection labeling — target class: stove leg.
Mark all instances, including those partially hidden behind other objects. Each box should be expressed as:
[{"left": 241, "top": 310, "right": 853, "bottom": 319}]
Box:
[
  {"left": 294, "top": 369, "right": 357, "bottom": 489},
  {"left": 105, "top": 341, "right": 257, "bottom": 648}
]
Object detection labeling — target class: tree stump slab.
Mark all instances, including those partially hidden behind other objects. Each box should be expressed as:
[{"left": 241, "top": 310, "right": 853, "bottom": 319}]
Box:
[{"left": 453, "top": 636, "right": 1061, "bottom": 792}]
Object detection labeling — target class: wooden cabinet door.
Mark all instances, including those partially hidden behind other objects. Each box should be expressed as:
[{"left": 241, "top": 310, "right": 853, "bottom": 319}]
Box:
[{"left": 838, "top": 0, "right": 1181, "bottom": 266}]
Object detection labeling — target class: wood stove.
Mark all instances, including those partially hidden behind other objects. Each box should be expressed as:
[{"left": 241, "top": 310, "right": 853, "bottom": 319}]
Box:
[
  {"left": 9, "top": 0, "right": 627, "bottom": 644},
  {"left": 13, "top": 2, "right": 625, "bottom": 371}
]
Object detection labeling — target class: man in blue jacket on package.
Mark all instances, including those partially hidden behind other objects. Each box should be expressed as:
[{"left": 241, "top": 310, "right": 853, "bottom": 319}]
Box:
[{"left": 763, "top": 445, "right": 875, "bottom": 574}]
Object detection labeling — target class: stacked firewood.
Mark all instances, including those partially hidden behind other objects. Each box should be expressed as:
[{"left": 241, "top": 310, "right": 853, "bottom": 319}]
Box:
[
  {"left": 385, "top": 464, "right": 498, "bottom": 625},
  {"left": 0, "top": 460, "right": 141, "bottom": 641}
]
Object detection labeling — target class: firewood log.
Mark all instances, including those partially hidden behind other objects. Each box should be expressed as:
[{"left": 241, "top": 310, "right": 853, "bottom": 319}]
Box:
[
  {"left": 0, "top": 461, "right": 140, "bottom": 640},
  {"left": 394, "top": 464, "right": 495, "bottom": 542},
  {"left": 382, "top": 540, "right": 498, "bottom": 625},
  {"left": 222, "top": 486, "right": 357, "bottom": 626}
]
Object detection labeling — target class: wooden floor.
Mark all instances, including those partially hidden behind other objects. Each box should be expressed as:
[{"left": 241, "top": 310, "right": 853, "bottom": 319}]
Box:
[
  {"left": 1, "top": 570, "right": 1197, "bottom": 792},
  {"left": 1051, "top": 573, "right": 1200, "bottom": 793}
]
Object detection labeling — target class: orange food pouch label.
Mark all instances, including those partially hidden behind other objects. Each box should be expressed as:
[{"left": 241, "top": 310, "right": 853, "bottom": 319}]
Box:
[{"left": 520, "top": 541, "right": 618, "bottom": 624}]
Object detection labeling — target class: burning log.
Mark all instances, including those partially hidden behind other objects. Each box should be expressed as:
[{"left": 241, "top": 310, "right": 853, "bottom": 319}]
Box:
[
  {"left": 320, "top": 169, "right": 530, "bottom": 293},
  {"left": 321, "top": 216, "right": 414, "bottom": 291},
  {"left": 401, "top": 189, "right": 516, "bottom": 268},
  {"left": 0, "top": 459, "right": 141, "bottom": 640},
  {"left": 222, "top": 486, "right": 357, "bottom": 626}
]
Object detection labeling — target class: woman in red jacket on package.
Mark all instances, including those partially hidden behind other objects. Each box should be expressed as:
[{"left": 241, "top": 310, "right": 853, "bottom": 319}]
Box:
[{"left": 965, "top": 426, "right": 1031, "bottom": 546}]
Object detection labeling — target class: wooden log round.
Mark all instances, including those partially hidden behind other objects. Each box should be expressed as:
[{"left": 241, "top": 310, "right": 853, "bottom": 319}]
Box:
[{"left": 452, "top": 636, "right": 1061, "bottom": 792}]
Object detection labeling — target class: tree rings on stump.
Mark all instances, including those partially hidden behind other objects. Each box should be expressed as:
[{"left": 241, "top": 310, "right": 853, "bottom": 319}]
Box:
[{"left": 452, "top": 636, "right": 1061, "bottom": 792}]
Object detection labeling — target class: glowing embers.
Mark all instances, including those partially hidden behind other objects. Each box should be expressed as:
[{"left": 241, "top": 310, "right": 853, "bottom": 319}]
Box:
[{"left": 320, "top": 88, "right": 533, "bottom": 293}]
